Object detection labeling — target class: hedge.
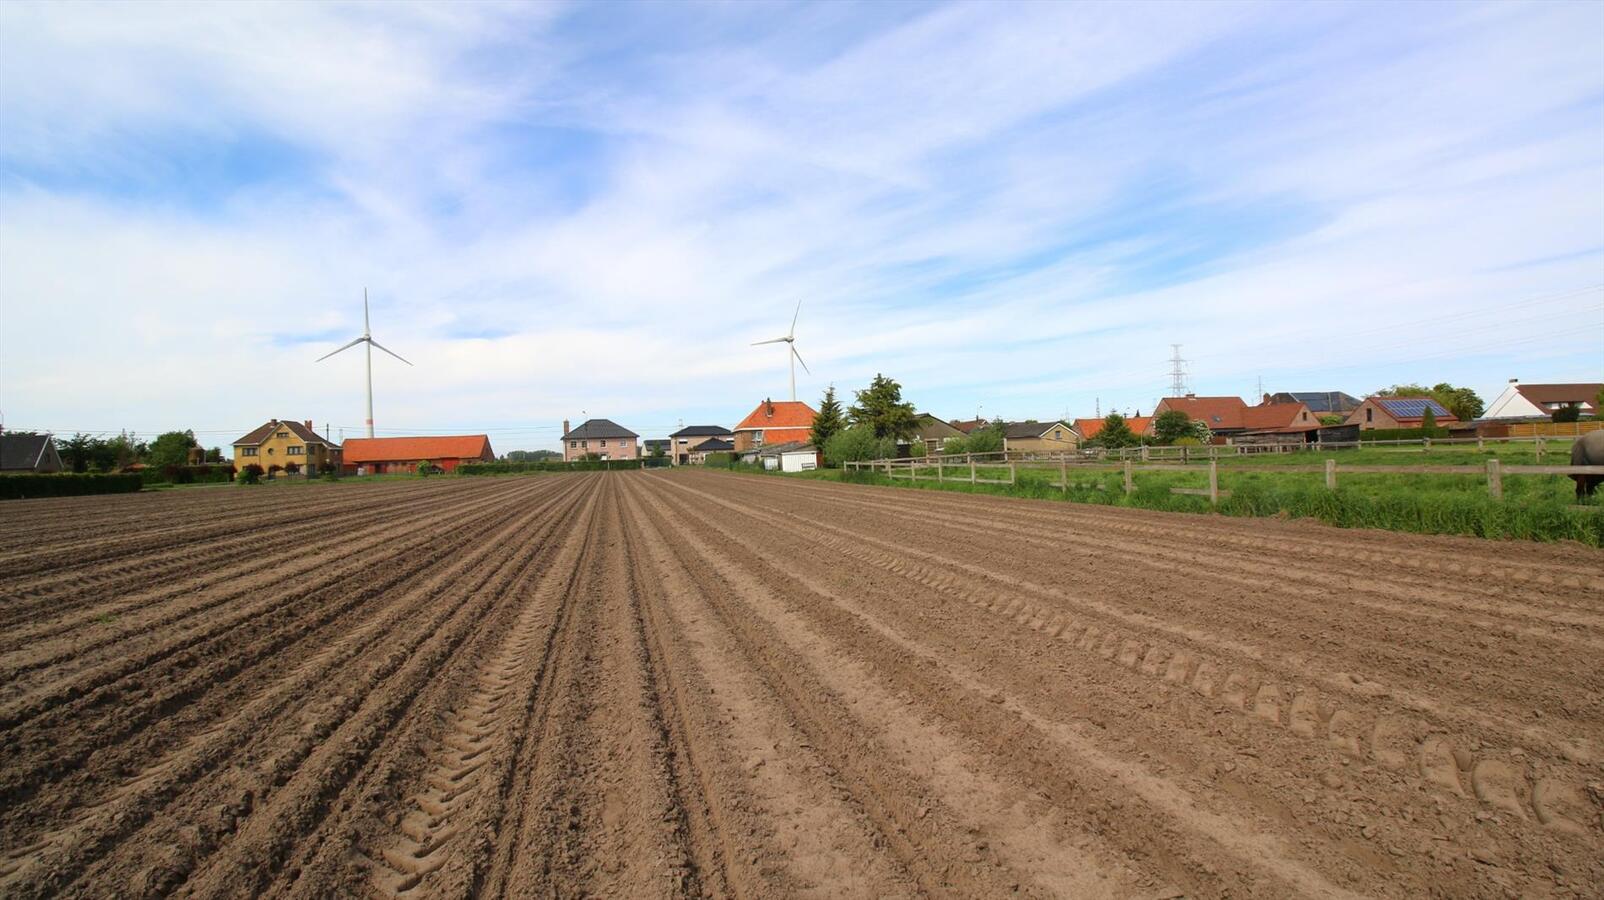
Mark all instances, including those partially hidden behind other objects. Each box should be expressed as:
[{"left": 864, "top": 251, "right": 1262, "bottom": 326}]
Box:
[
  {"left": 458, "top": 459, "right": 644, "bottom": 475},
  {"left": 1, "top": 473, "right": 143, "bottom": 499},
  {"left": 140, "top": 464, "right": 236, "bottom": 485},
  {"left": 1355, "top": 427, "right": 1451, "bottom": 441}
]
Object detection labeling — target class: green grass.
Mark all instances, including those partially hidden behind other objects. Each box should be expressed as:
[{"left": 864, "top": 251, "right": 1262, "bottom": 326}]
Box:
[{"left": 800, "top": 459, "right": 1604, "bottom": 547}]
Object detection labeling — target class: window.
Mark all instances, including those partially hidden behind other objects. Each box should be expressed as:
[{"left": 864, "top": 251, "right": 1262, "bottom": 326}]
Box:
[
  {"left": 240, "top": 447, "right": 259, "bottom": 457},
  {"left": 267, "top": 448, "right": 276, "bottom": 455},
  {"left": 600, "top": 439, "right": 607, "bottom": 447},
  {"left": 753, "top": 430, "right": 764, "bottom": 445},
  {"left": 1365, "top": 407, "right": 1373, "bottom": 423},
  {"left": 581, "top": 440, "right": 588, "bottom": 448},
  {"left": 276, "top": 431, "right": 287, "bottom": 439},
  {"left": 288, "top": 446, "right": 304, "bottom": 455},
  {"left": 1053, "top": 429, "right": 1062, "bottom": 441},
  {"left": 569, "top": 441, "right": 577, "bottom": 448}
]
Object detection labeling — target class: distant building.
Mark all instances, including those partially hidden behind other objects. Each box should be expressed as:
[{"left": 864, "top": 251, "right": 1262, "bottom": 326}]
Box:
[
  {"left": 561, "top": 419, "right": 639, "bottom": 461},
  {"left": 0, "top": 432, "right": 64, "bottom": 473},
  {"left": 342, "top": 435, "right": 494, "bottom": 474},
  {"left": 686, "top": 437, "right": 735, "bottom": 465},
  {"left": 907, "top": 414, "right": 965, "bottom": 455},
  {"left": 1267, "top": 391, "right": 1361, "bottom": 417},
  {"left": 1482, "top": 379, "right": 1602, "bottom": 420},
  {"left": 1002, "top": 421, "right": 1079, "bottom": 453},
  {"left": 232, "top": 419, "right": 341, "bottom": 475},
  {"left": 1344, "top": 397, "right": 1459, "bottom": 430},
  {"left": 949, "top": 418, "right": 986, "bottom": 434},
  {"left": 668, "top": 425, "right": 734, "bottom": 465},
  {"left": 733, "top": 399, "right": 816, "bottom": 452}
]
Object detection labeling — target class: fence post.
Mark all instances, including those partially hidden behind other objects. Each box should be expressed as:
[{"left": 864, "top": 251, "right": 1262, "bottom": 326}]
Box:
[
  {"left": 1325, "top": 458, "right": 1336, "bottom": 491},
  {"left": 1009, "top": 462, "right": 1016, "bottom": 485},
  {"left": 910, "top": 460, "right": 917, "bottom": 482},
  {"left": 937, "top": 459, "right": 943, "bottom": 482},
  {"left": 1536, "top": 436, "right": 1544, "bottom": 462},
  {"left": 1208, "top": 460, "right": 1219, "bottom": 505},
  {"left": 1477, "top": 436, "right": 1484, "bottom": 451},
  {"left": 1423, "top": 436, "right": 1431, "bottom": 451},
  {"left": 1487, "top": 459, "right": 1502, "bottom": 500},
  {"left": 970, "top": 458, "right": 976, "bottom": 484},
  {"left": 1123, "top": 458, "right": 1133, "bottom": 495},
  {"left": 1141, "top": 445, "right": 1150, "bottom": 462},
  {"left": 1060, "top": 455, "right": 1068, "bottom": 493}
]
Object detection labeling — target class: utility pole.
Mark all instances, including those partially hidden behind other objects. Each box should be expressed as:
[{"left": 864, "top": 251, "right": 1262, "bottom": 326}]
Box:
[
  {"left": 1095, "top": 397, "right": 1100, "bottom": 418},
  {"left": 1168, "top": 344, "right": 1188, "bottom": 397},
  {"left": 1256, "top": 375, "right": 1264, "bottom": 403}
]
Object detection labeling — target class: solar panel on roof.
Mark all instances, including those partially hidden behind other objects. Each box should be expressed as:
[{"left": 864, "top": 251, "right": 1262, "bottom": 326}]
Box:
[{"left": 1381, "top": 398, "right": 1446, "bottom": 417}]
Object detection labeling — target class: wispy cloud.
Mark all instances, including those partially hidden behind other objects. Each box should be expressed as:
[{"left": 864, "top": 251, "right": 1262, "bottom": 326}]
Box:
[{"left": 1, "top": 1, "right": 1600, "bottom": 446}]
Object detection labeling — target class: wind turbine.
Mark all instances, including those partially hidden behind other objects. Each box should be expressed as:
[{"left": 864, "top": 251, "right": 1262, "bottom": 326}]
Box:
[
  {"left": 751, "top": 299, "right": 810, "bottom": 402},
  {"left": 316, "top": 288, "right": 412, "bottom": 438}
]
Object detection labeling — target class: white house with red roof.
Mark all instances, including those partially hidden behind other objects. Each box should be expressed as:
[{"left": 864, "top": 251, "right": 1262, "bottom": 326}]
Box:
[
  {"left": 1482, "top": 379, "right": 1602, "bottom": 420},
  {"left": 732, "top": 398, "right": 816, "bottom": 452}
]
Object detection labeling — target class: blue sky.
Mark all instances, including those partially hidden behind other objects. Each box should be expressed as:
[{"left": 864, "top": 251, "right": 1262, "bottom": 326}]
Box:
[{"left": 1, "top": 1, "right": 1600, "bottom": 450}]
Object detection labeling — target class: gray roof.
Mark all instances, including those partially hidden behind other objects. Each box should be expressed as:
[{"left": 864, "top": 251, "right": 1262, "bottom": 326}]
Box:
[
  {"left": 564, "top": 418, "right": 638, "bottom": 440},
  {"left": 1002, "top": 420, "right": 1071, "bottom": 439},
  {"left": 0, "top": 433, "right": 61, "bottom": 471},
  {"left": 1271, "top": 391, "right": 1360, "bottom": 414},
  {"left": 693, "top": 438, "right": 734, "bottom": 452},
  {"left": 670, "top": 424, "right": 733, "bottom": 438}
]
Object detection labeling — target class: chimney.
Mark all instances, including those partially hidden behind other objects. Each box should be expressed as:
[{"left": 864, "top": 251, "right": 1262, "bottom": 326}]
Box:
[
  {"left": 304, "top": 420, "right": 313, "bottom": 431},
  {"left": 562, "top": 419, "right": 570, "bottom": 436},
  {"left": 1509, "top": 378, "right": 1519, "bottom": 384},
  {"left": 765, "top": 397, "right": 774, "bottom": 417},
  {"left": 1185, "top": 393, "right": 1195, "bottom": 399},
  {"left": 270, "top": 418, "right": 279, "bottom": 425}
]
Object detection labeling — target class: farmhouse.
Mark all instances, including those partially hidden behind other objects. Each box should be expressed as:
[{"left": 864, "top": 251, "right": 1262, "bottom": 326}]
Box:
[
  {"left": 1153, "top": 396, "right": 1250, "bottom": 435},
  {"left": 907, "top": 413, "right": 965, "bottom": 456},
  {"left": 686, "top": 437, "right": 734, "bottom": 464},
  {"left": 668, "top": 425, "right": 735, "bottom": 465},
  {"left": 1267, "top": 391, "right": 1361, "bottom": 418},
  {"left": 561, "top": 419, "right": 639, "bottom": 461},
  {"left": 1002, "top": 421, "right": 1079, "bottom": 453},
  {"left": 733, "top": 399, "right": 815, "bottom": 452},
  {"left": 1235, "top": 402, "right": 1322, "bottom": 444},
  {"left": 342, "top": 435, "right": 494, "bottom": 474},
  {"left": 0, "top": 432, "right": 64, "bottom": 473},
  {"left": 1076, "top": 416, "right": 1154, "bottom": 441},
  {"left": 232, "top": 419, "right": 342, "bottom": 476},
  {"left": 949, "top": 418, "right": 986, "bottom": 435},
  {"left": 1481, "top": 379, "right": 1602, "bottom": 420},
  {"left": 1345, "top": 397, "right": 1459, "bottom": 430}
]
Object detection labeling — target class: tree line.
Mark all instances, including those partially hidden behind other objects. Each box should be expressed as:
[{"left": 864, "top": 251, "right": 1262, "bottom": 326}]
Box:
[{"left": 57, "top": 430, "right": 224, "bottom": 473}]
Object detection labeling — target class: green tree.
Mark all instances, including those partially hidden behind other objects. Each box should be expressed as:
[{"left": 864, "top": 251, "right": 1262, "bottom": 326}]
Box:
[
  {"left": 810, "top": 384, "right": 847, "bottom": 449},
  {"left": 823, "top": 424, "right": 894, "bottom": 467},
  {"left": 147, "top": 430, "right": 198, "bottom": 468},
  {"left": 1152, "top": 410, "right": 1194, "bottom": 445},
  {"left": 62, "top": 433, "right": 94, "bottom": 473},
  {"left": 1088, "top": 413, "right": 1140, "bottom": 449},
  {"left": 847, "top": 374, "right": 918, "bottom": 440},
  {"left": 1595, "top": 386, "right": 1604, "bottom": 420},
  {"left": 1552, "top": 403, "right": 1581, "bottom": 423},
  {"left": 205, "top": 447, "right": 223, "bottom": 463},
  {"left": 965, "top": 422, "right": 1004, "bottom": 453},
  {"left": 1420, "top": 405, "right": 1436, "bottom": 431}
]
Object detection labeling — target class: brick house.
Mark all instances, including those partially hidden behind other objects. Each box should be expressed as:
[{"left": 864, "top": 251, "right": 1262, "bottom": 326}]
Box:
[
  {"left": 232, "top": 419, "right": 342, "bottom": 475},
  {"left": 341, "top": 435, "right": 494, "bottom": 474},
  {"left": 668, "top": 425, "right": 735, "bottom": 465},
  {"left": 1344, "top": 397, "right": 1460, "bottom": 430},
  {"left": 732, "top": 399, "right": 816, "bottom": 453},
  {"left": 561, "top": 419, "right": 639, "bottom": 461}
]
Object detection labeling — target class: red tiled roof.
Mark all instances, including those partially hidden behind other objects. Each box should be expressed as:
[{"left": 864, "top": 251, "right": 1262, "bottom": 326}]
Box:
[
  {"left": 342, "top": 435, "right": 493, "bottom": 463},
  {"left": 734, "top": 400, "right": 816, "bottom": 432},
  {"left": 949, "top": 418, "right": 985, "bottom": 434},
  {"left": 1515, "top": 383, "right": 1601, "bottom": 412},
  {"left": 1155, "top": 396, "right": 1250, "bottom": 429},
  {"left": 1238, "top": 403, "right": 1318, "bottom": 433},
  {"left": 1075, "top": 416, "right": 1153, "bottom": 439}
]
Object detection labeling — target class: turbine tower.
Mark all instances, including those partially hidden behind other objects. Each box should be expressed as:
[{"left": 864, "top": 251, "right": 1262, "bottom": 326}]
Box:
[
  {"left": 751, "top": 299, "right": 810, "bottom": 402},
  {"left": 317, "top": 288, "right": 412, "bottom": 438}
]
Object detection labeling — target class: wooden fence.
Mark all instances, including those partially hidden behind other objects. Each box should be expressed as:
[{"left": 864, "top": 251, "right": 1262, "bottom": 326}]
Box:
[{"left": 844, "top": 455, "right": 1604, "bottom": 505}]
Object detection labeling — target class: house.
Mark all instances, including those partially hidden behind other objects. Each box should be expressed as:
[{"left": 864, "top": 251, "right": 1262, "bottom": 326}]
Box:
[
  {"left": 561, "top": 419, "right": 639, "bottom": 461},
  {"left": 643, "top": 439, "right": 670, "bottom": 458},
  {"left": 1235, "top": 402, "right": 1322, "bottom": 443},
  {"left": 686, "top": 437, "right": 734, "bottom": 465},
  {"left": 732, "top": 399, "right": 816, "bottom": 452},
  {"left": 0, "top": 432, "right": 64, "bottom": 473},
  {"left": 668, "top": 425, "right": 734, "bottom": 465},
  {"left": 342, "top": 435, "right": 494, "bottom": 474},
  {"left": 906, "top": 414, "right": 965, "bottom": 456},
  {"left": 1152, "top": 395, "right": 1322, "bottom": 443},
  {"left": 232, "top": 419, "right": 342, "bottom": 475},
  {"left": 1002, "top": 421, "right": 1079, "bottom": 453},
  {"left": 1267, "top": 391, "right": 1361, "bottom": 418},
  {"left": 1344, "top": 397, "right": 1460, "bottom": 430},
  {"left": 1153, "top": 395, "right": 1251, "bottom": 436},
  {"left": 1075, "top": 416, "right": 1154, "bottom": 442},
  {"left": 1481, "top": 379, "right": 1603, "bottom": 420}
]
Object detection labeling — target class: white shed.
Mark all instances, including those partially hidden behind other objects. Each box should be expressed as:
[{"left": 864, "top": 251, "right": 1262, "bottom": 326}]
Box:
[{"left": 779, "top": 447, "right": 819, "bottom": 473}]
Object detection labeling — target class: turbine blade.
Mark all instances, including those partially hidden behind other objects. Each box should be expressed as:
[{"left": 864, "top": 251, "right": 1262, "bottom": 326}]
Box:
[
  {"left": 315, "top": 336, "right": 366, "bottom": 362},
  {"left": 751, "top": 337, "right": 788, "bottom": 346},
  {"left": 363, "top": 288, "right": 371, "bottom": 334},
  {"left": 790, "top": 344, "right": 811, "bottom": 375},
  {"left": 368, "top": 338, "right": 413, "bottom": 366},
  {"left": 789, "top": 298, "right": 802, "bottom": 337}
]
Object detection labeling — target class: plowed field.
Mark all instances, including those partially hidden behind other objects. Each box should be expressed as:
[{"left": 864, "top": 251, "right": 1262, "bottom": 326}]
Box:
[{"left": 1, "top": 470, "right": 1600, "bottom": 898}]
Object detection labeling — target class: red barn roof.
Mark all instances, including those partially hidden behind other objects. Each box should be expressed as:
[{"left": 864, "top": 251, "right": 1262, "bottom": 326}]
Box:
[{"left": 342, "top": 435, "right": 494, "bottom": 463}]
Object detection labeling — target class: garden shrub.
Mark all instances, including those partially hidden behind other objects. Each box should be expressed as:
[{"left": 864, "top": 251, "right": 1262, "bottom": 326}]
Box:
[{"left": 0, "top": 473, "right": 142, "bottom": 499}]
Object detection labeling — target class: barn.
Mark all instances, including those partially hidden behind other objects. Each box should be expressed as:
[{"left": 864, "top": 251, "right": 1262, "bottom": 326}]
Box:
[{"left": 341, "top": 435, "right": 495, "bottom": 475}]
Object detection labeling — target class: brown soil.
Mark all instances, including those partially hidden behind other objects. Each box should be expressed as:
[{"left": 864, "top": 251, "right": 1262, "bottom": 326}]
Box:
[{"left": 1, "top": 470, "right": 1600, "bottom": 898}]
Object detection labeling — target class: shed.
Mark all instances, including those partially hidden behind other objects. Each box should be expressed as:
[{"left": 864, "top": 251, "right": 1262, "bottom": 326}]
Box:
[{"left": 0, "top": 433, "right": 64, "bottom": 473}]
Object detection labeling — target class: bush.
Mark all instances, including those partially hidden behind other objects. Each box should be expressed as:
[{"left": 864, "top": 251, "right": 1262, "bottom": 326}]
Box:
[
  {"left": 824, "top": 425, "right": 894, "bottom": 467},
  {"left": 416, "top": 459, "right": 440, "bottom": 476},
  {"left": 239, "top": 464, "right": 264, "bottom": 485},
  {"left": 285, "top": 461, "right": 301, "bottom": 475},
  {"left": 1553, "top": 404, "right": 1582, "bottom": 424},
  {"left": 141, "top": 463, "right": 235, "bottom": 485},
  {"left": 0, "top": 473, "right": 142, "bottom": 500}
]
